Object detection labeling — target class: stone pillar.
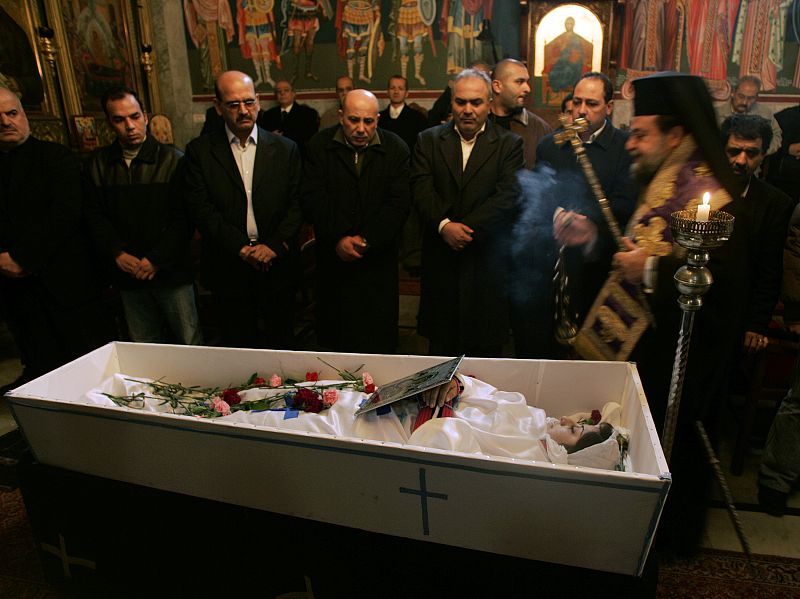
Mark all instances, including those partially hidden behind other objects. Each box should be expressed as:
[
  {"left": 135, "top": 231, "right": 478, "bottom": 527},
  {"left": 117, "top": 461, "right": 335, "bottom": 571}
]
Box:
[{"left": 149, "top": 1, "right": 196, "bottom": 148}]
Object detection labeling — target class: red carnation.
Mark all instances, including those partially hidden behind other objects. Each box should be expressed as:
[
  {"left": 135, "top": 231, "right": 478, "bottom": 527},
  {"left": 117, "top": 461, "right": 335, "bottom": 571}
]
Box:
[
  {"left": 591, "top": 409, "right": 602, "bottom": 425},
  {"left": 365, "top": 383, "right": 376, "bottom": 394},
  {"left": 253, "top": 377, "right": 266, "bottom": 386},
  {"left": 305, "top": 371, "right": 319, "bottom": 382},
  {"left": 222, "top": 388, "right": 242, "bottom": 405},
  {"left": 303, "top": 395, "right": 324, "bottom": 413},
  {"left": 295, "top": 387, "right": 319, "bottom": 409}
]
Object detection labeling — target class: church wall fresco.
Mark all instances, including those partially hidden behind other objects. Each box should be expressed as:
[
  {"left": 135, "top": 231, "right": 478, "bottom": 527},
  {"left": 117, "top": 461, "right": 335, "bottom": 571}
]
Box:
[
  {"left": 181, "top": 0, "right": 519, "bottom": 95},
  {"left": 3, "top": 2, "right": 799, "bottom": 147}
]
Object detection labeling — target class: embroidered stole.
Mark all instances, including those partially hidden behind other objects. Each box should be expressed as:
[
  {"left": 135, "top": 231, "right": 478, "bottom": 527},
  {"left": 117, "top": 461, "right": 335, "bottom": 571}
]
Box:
[{"left": 574, "top": 136, "right": 732, "bottom": 361}]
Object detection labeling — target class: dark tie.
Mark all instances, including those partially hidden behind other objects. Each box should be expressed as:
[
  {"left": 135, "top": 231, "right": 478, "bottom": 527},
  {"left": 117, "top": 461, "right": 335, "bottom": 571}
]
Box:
[{"left": 281, "top": 110, "right": 287, "bottom": 124}]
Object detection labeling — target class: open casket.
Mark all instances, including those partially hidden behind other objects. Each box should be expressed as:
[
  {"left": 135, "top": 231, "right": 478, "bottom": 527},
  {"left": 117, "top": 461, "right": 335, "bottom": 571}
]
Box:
[{"left": 7, "top": 342, "right": 670, "bottom": 578}]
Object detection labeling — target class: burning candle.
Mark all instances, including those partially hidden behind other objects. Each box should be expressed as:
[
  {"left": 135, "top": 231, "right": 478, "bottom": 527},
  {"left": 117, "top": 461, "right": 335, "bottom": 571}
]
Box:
[{"left": 696, "top": 192, "right": 711, "bottom": 222}]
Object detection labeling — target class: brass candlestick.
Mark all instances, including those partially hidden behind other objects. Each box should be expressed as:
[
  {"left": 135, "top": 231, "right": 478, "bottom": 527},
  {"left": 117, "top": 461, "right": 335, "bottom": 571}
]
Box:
[
  {"left": 662, "top": 208, "right": 734, "bottom": 460},
  {"left": 664, "top": 208, "right": 750, "bottom": 558}
]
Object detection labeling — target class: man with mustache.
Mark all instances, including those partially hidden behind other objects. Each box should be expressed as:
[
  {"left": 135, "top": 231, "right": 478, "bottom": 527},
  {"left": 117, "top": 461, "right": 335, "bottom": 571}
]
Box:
[
  {"left": 85, "top": 86, "right": 201, "bottom": 345},
  {"left": 517, "top": 72, "right": 635, "bottom": 359},
  {"left": 578, "top": 73, "right": 741, "bottom": 554},
  {"left": 184, "top": 70, "right": 302, "bottom": 348},
  {"left": 302, "top": 89, "right": 410, "bottom": 353},
  {"left": 412, "top": 68, "right": 524, "bottom": 356},
  {"left": 715, "top": 76, "right": 782, "bottom": 156},
  {"left": 0, "top": 87, "right": 111, "bottom": 384},
  {"left": 715, "top": 113, "right": 794, "bottom": 355}
]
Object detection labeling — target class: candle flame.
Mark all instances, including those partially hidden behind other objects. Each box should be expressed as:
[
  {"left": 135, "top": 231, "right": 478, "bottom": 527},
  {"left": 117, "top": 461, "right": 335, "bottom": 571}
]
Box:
[{"left": 702, "top": 192, "right": 710, "bottom": 207}]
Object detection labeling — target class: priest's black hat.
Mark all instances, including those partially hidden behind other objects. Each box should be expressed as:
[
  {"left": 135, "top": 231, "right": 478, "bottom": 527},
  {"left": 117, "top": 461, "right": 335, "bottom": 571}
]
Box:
[{"left": 631, "top": 72, "right": 741, "bottom": 198}]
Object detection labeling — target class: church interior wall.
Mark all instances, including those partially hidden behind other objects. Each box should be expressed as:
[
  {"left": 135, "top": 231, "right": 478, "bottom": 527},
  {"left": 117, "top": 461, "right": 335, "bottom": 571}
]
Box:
[{"left": 2, "top": 1, "right": 798, "bottom": 150}]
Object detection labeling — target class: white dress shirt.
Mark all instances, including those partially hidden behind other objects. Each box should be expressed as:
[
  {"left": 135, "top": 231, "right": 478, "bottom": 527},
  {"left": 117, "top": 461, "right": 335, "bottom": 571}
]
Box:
[
  {"left": 226, "top": 124, "right": 259, "bottom": 240},
  {"left": 438, "top": 124, "right": 486, "bottom": 234}
]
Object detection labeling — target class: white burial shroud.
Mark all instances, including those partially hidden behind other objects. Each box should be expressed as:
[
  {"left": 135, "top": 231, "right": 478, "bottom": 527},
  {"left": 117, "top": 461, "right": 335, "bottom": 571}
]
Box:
[{"left": 85, "top": 374, "right": 624, "bottom": 470}]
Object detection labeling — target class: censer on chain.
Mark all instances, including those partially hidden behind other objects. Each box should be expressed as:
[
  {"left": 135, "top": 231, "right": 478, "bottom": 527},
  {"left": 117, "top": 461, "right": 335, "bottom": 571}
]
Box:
[{"left": 551, "top": 116, "right": 626, "bottom": 346}]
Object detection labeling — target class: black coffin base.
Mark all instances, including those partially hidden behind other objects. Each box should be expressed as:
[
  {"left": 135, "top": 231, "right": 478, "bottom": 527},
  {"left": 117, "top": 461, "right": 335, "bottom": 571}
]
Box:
[{"left": 18, "top": 462, "right": 658, "bottom": 598}]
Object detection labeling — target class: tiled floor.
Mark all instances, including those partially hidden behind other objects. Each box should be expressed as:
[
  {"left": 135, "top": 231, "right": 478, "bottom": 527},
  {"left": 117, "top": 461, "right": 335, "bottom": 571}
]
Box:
[{"left": 1, "top": 295, "right": 798, "bottom": 560}]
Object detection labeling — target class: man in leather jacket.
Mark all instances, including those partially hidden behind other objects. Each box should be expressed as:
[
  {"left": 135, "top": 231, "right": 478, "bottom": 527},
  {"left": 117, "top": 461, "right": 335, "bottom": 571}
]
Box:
[{"left": 85, "top": 86, "right": 202, "bottom": 344}]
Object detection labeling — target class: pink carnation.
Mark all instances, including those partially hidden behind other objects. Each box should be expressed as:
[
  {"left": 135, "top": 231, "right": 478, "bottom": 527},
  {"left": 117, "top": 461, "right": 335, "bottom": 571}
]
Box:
[
  {"left": 269, "top": 374, "right": 282, "bottom": 388},
  {"left": 323, "top": 389, "right": 338, "bottom": 406},
  {"left": 212, "top": 397, "right": 231, "bottom": 416},
  {"left": 362, "top": 372, "right": 374, "bottom": 386}
]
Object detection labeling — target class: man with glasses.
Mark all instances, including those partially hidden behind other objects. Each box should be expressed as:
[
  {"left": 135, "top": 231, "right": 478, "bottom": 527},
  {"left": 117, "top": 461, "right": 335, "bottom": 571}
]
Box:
[
  {"left": 184, "top": 70, "right": 302, "bottom": 348},
  {"left": 258, "top": 79, "right": 319, "bottom": 155},
  {"left": 715, "top": 76, "right": 782, "bottom": 155}
]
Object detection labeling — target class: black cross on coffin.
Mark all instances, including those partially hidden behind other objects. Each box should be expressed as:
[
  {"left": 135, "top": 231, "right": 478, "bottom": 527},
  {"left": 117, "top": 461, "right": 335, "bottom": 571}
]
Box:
[{"left": 399, "top": 467, "right": 448, "bottom": 535}]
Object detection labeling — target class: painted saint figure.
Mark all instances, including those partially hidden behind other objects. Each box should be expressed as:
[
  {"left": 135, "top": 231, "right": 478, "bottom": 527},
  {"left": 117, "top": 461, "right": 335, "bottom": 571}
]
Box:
[
  {"left": 732, "top": 0, "right": 793, "bottom": 92},
  {"left": 686, "top": 0, "right": 740, "bottom": 83},
  {"left": 336, "top": 0, "right": 384, "bottom": 84},
  {"left": 440, "top": 0, "right": 492, "bottom": 74},
  {"left": 184, "top": 0, "right": 235, "bottom": 90},
  {"left": 391, "top": 0, "right": 435, "bottom": 86},
  {"left": 283, "top": 0, "right": 331, "bottom": 83},
  {"left": 544, "top": 17, "right": 593, "bottom": 94},
  {"left": 237, "top": 0, "right": 282, "bottom": 89}
]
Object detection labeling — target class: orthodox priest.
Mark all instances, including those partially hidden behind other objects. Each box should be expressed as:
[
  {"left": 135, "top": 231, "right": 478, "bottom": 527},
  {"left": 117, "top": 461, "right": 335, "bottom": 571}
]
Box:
[{"left": 583, "top": 73, "right": 741, "bottom": 554}]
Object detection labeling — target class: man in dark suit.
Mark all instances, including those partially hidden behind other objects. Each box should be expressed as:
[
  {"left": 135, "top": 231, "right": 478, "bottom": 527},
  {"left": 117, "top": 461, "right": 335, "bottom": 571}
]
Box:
[
  {"left": 184, "top": 71, "right": 302, "bottom": 348},
  {"left": 521, "top": 72, "right": 636, "bottom": 358},
  {"left": 378, "top": 74, "right": 428, "bottom": 277},
  {"left": 378, "top": 75, "right": 427, "bottom": 154},
  {"left": 303, "top": 89, "right": 410, "bottom": 353},
  {"left": 257, "top": 79, "right": 319, "bottom": 155},
  {"left": 0, "top": 87, "right": 111, "bottom": 382},
  {"left": 412, "top": 69, "right": 524, "bottom": 357}
]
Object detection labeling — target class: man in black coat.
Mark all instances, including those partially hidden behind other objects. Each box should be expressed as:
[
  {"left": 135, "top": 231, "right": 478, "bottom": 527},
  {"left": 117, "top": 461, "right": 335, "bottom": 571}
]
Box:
[
  {"left": 0, "top": 87, "right": 111, "bottom": 381},
  {"left": 85, "top": 86, "right": 201, "bottom": 345},
  {"left": 711, "top": 114, "right": 795, "bottom": 361},
  {"left": 378, "top": 75, "right": 428, "bottom": 277},
  {"left": 184, "top": 71, "right": 302, "bottom": 349},
  {"left": 523, "top": 72, "right": 636, "bottom": 358},
  {"left": 767, "top": 101, "right": 800, "bottom": 202},
  {"left": 302, "top": 89, "right": 410, "bottom": 353},
  {"left": 412, "top": 69, "right": 524, "bottom": 357},
  {"left": 378, "top": 75, "right": 427, "bottom": 154},
  {"left": 257, "top": 79, "right": 319, "bottom": 156}
]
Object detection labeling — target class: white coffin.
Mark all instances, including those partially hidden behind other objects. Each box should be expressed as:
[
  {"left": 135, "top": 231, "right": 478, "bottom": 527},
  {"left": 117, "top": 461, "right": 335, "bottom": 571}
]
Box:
[{"left": 7, "top": 342, "right": 670, "bottom": 576}]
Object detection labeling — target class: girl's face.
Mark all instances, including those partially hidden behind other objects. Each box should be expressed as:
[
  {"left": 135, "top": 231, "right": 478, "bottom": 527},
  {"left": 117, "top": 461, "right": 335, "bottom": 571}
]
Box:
[{"left": 548, "top": 417, "right": 601, "bottom": 447}]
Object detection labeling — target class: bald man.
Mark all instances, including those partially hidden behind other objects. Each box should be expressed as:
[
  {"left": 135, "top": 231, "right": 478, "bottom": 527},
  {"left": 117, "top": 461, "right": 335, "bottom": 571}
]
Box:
[
  {"left": 184, "top": 71, "right": 302, "bottom": 348},
  {"left": 490, "top": 59, "right": 552, "bottom": 169},
  {"left": 302, "top": 89, "right": 411, "bottom": 353},
  {"left": 0, "top": 88, "right": 111, "bottom": 382}
]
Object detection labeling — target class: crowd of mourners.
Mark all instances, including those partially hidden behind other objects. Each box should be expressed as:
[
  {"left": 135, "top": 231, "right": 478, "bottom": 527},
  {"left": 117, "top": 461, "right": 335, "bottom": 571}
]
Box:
[{"left": 1, "top": 60, "right": 799, "bottom": 550}]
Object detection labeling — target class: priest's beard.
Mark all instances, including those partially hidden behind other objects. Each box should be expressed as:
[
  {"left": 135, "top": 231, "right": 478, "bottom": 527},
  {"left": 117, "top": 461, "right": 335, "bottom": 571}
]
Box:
[
  {"left": 630, "top": 144, "right": 672, "bottom": 187},
  {"left": 630, "top": 158, "right": 664, "bottom": 187}
]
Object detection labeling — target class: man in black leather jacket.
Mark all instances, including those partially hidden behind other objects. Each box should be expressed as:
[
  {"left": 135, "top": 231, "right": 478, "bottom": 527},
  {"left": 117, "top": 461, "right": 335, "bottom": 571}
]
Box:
[{"left": 85, "top": 86, "right": 202, "bottom": 344}]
